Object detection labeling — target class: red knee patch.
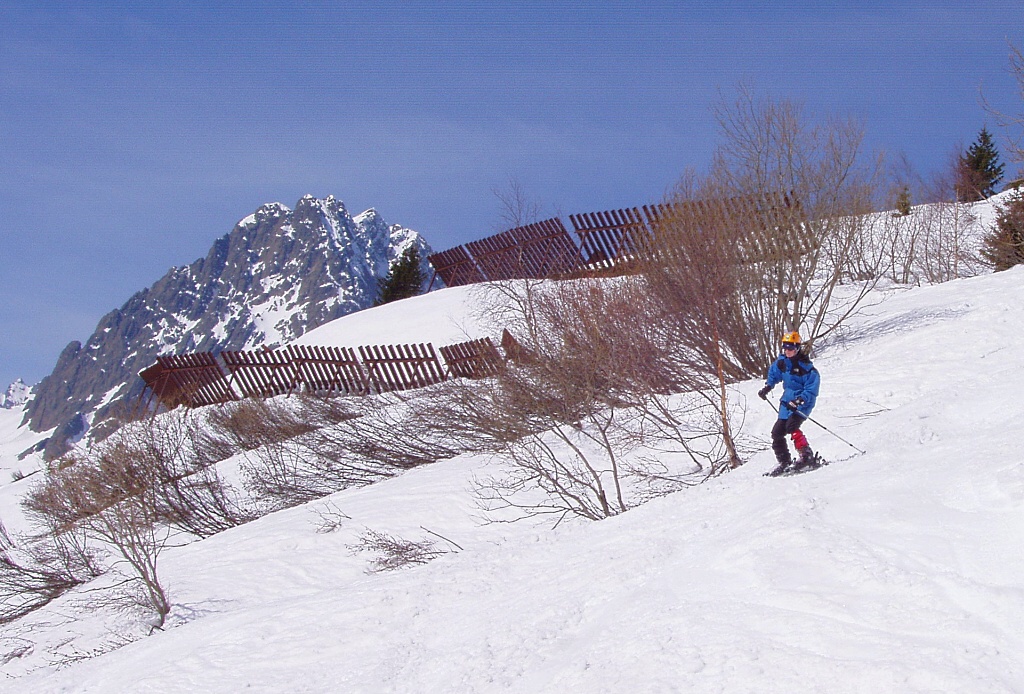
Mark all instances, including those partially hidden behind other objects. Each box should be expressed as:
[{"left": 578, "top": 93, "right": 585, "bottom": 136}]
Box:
[{"left": 791, "top": 430, "right": 808, "bottom": 450}]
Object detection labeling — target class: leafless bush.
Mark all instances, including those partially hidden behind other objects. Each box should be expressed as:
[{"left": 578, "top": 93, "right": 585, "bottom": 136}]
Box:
[
  {"left": 460, "top": 278, "right": 738, "bottom": 523},
  {"left": 493, "top": 177, "right": 543, "bottom": 230},
  {"left": 312, "top": 501, "right": 351, "bottom": 534},
  {"left": 16, "top": 406, "right": 259, "bottom": 628},
  {"left": 348, "top": 528, "right": 451, "bottom": 573},
  {"left": 22, "top": 440, "right": 172, "bottom": 629},
  {"left": 0, "top": 522, "right": 94, "bottom": 625},
  {"left": 875, "top": 209, "right": 925, "bottom": 284},
  {"left": 641, "top": 89, "right": 885, "bottom": 372},
  {"left": 205, "top": 397, "right": 317, "bottom": 451},
  {"left": 0, "top": 637, "right": 32, "bottom": 667},
  {"left": 911, "top": 202, "right": 987, "bottom": 283},
  {"left": 43, "top": 629, "right": 139, "bottom": 670},
  {"left": 69, "top": 411, "right": 255, "bottom": 539},
  {"left": 867, "top": 146, "right": 993, "bottom": 286},
  {"left": 871, "top": 198, "right": 988, "bottom": 285},
  {"left": 238, "top": 391, "right": 463, "bottom": 510}
]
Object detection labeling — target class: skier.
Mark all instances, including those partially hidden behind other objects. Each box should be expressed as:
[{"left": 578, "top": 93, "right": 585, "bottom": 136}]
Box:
[{"left": 758, "top": 331, "right": 821, "bottom": 476}]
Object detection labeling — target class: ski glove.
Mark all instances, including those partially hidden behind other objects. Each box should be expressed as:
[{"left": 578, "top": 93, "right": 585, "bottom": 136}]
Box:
[
  {"left": 757, "top": 386, "right": 771, "bottom": 400},
  {"left": 784, "top": 397, "right": 805, "bottom": 411}
]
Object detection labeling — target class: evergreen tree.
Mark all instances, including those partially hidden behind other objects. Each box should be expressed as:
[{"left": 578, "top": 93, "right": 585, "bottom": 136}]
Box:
[
  {"left": 957, "top": 127, "right": 1005, "bottom": 202},
  {"left": 894, "top": 185, "right": 912, "bottom": 216},
  {"left": 376, "top": 245, "right": 426, "bottom": 305},
  {"left": 981, "top": 193, "right": 1024, "bottom": 271}
]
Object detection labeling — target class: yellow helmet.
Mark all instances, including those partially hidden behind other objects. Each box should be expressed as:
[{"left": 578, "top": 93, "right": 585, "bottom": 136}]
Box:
[{"left": 781, "top": 331, "right": 802, "bottom": 346}]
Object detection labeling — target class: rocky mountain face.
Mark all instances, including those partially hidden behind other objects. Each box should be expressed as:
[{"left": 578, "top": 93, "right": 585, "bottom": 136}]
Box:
[
  {"left": 24, "top": 195, "right": 435, "bottom": 458},
  {"left": 1, "top": 379, "right": 29, "bottom": 410}
]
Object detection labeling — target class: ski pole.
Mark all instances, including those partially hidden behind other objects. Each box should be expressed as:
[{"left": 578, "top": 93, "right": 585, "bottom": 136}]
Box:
[
  {"left": 800, "top": 413, "right": 866, "bottom": 455},
  {"left": 764, "top": 398, "right": 867, "bottom": 455}
]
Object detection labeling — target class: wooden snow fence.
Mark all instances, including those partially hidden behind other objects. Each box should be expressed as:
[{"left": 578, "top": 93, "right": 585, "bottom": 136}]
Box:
[
  {"left": 427, "top": 246, "right": 485, "bottom": 288},
  {"left": 464, "top": 218, "right": 581, "bottom": 282},
  {"left": 439, "top": 337, "right": 503, "bottom": 379},
  {"left": 139, "top": 353, "right": 236, "bottom": 409},
  {"left": 140, "top": 337, "right": 508, "bottom": 412},
  {"left": 222, "top": 345, "right": 371, "bottom": 398},
  {"left": 424, "top": 195, "right": 813, "bottom": 289},
  {"left": 510, "top": 218, "right": 581, "bottom": 278},
  {"left": 358, "top": 343, "right": 448, "bottom": 393},
  {"left": 221, "top": 348, "right": 295, "bottom": 399},
  {"left": 428, "top": 219, "right": 580, "bottom": 287},
  {"left": 464, "top": 230, "right": 520, "bottom": 281},
  {"left": 286, "top": 345, "right": 369, "bottom": 395},
  {"left": 569, "top": 207, "right": 651, "bottom": 273},
  {"left": 641, "top": 195, "right": 811, "bottom": 266}
]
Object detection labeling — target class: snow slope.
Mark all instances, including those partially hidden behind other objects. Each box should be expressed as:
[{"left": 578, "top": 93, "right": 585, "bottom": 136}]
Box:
[{"left": 2, "top": 267, "right": 1024, "bottom": 691}]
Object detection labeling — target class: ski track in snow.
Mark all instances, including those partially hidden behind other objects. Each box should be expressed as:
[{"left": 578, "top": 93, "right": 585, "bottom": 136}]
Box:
[{"left": 1, "top": 266, "right": 1024, "bottom": 692}]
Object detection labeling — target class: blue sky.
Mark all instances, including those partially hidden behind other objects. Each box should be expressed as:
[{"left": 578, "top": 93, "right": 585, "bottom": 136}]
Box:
[{"left": 1, "top": 1, "right": 1021, "bottom": 391}]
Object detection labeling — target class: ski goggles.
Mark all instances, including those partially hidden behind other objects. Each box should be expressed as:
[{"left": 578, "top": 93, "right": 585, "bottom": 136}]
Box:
[{"left": 781, "top": 343, "right": 800, "bottom": 350}]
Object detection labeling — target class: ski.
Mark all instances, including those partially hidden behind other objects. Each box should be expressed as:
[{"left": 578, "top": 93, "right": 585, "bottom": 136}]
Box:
[{"left": 763, "top": 452, "right": 829, "bottom": 477}]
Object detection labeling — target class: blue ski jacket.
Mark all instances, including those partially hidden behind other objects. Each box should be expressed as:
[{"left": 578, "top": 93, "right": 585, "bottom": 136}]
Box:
[{"left": 764, "top": 351, "right": 820, "bottom": 420}]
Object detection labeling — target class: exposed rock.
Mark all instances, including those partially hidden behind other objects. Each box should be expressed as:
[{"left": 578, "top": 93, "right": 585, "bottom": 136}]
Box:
[
  {"left": 0, "top": 379, "right": 30, "bottom": 409},
  {"left": 24, "top": 195, "right": 435, "bottom": 458}
]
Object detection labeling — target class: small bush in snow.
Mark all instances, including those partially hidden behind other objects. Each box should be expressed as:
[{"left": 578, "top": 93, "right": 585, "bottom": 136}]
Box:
[{"left": 349, "top": 529, "right": 449, "bottom": 573}]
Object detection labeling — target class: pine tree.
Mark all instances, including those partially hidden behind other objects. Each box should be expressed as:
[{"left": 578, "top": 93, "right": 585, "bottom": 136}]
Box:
[
  {"left": 376, "top": 246, "right": 426, "bottom": 305},
  {"left": 894, "top": 185, "right": 912, "bottom": 216},
  {"left": 981, "top": 193, "right": 1024, "bottom": 271},
  {"left": 957, "top": 127, "right": 1005, "bottom": 202}
]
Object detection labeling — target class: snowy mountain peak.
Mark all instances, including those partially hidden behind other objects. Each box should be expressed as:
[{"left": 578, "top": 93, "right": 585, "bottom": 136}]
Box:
[
  {"left": 249, "top": 202, "right": 290, "bottom": 227},
  {"left": 0, "top": 379, "right": 29, "bottom": 409},
  {"left": 353, "top": 207, "right": 380, "bottom": 222},
  {"left": 24, "top": 195, "right": 436, "bottom": 458}
]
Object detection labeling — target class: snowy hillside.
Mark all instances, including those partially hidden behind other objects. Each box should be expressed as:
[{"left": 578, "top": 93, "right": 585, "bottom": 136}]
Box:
[{"left": 1, "top": 260, "right": 1023, "bottom": 692}]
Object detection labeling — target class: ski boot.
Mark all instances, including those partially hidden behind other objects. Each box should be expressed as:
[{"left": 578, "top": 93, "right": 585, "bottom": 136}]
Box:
[
  {"left": 766, "top": 457, "right": 795, "bottom": 477},
  {"left": 792, "top": 446, "right": 821, "bottom": 473}
]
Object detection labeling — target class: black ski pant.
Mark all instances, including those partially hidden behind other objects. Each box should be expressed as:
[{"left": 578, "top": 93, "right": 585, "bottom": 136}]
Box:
[{"left": 771, "top": 415, "right": 808, "bottom": 463}]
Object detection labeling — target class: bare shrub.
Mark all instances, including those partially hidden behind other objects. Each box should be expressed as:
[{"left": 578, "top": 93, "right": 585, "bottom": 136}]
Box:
[
  {"left": 128, "top": 410, "right": 257, "bottom": 538},
  {"left": 912, "top": 202, "right": 987, "bottom": 282},
  {"left": 876, "top": 208, "right": 925, "bottom": 285},
  {"left": 348, "top": 528, "right": 451, "bottom": 573},
  {"left": 312, "top": 501, "right": 351, "bottom": 534},
  {"left": 1006, "top": 42, "right": 1024, "bottom": 164},
  {"left": 0, "top": 522, "right": 92, "bottom": 625},
  {"left": 643, "top": 89, "right": 885, "bottom": 368},
  {"left": 493, "top": 177, "right": 543, "bottom": 230},
  {"left": 66, "top": 410, "right": 255, "bottom": 539},
  {"left": 458, "top": 278, "right": 739, "bottom": 523},
  {"left": 205, "top": 397, "right": 316, "bottom": 451},
  {"left": 983, "top": 42, "right": 1024, "bottom": 166},
  {"left": 17, "top": 407, "right": 259, "bottom": 629},
  {"left": 238, "top": 392, "right": 463, "bottom": 510},
  {"left": 22, "top": 441, "right": 172, "bottom": 629},
  {"left": 868, "top": 147, "right": 990, "bottom": 286},
  {"left": 869, "top": 200, "right": 987, "bottom": 286}
]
